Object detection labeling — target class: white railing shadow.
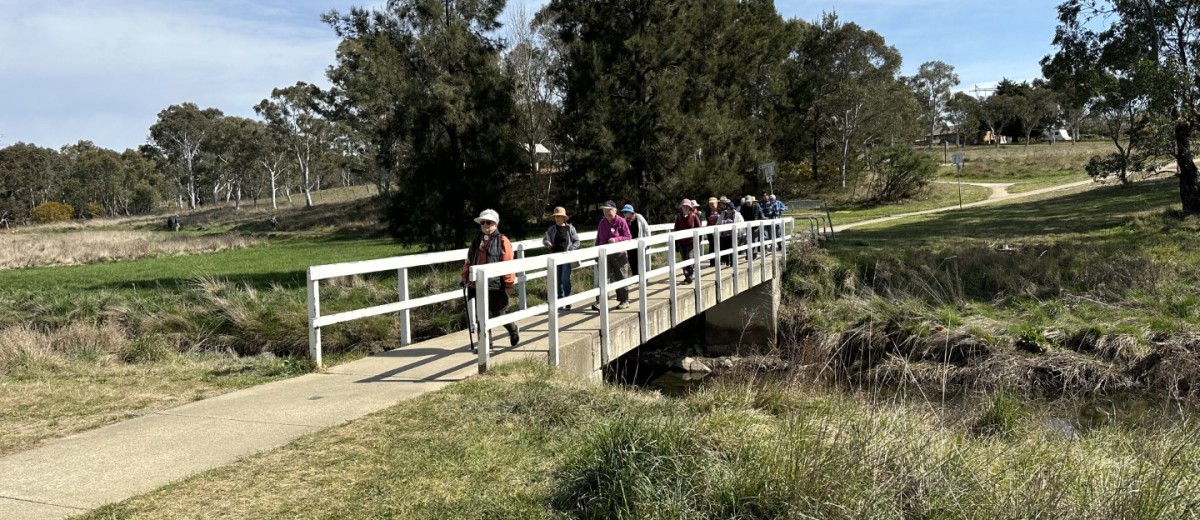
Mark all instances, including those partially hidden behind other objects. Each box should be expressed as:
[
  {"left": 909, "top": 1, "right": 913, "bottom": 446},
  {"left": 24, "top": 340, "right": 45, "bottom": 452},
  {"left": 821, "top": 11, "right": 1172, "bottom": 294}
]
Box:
[{"left": 307, "top": 217, "right": 794, "bottom": 369}]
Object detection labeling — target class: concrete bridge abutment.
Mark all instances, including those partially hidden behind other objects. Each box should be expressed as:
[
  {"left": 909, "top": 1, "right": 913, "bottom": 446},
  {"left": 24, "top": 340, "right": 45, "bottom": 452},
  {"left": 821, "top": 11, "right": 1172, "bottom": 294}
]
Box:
[{"left": 703, "top": 276, "right": 779, "bottom": 355}]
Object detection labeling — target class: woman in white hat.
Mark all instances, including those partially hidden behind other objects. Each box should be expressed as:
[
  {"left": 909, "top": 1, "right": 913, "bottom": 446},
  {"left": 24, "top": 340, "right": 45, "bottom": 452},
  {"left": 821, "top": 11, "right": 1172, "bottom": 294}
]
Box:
[
  {"left": 461, "top": 209, "right": 519, "bottom": 350},
  {"left": 542, "top": 206, "right": 580, "bottom": 309}
]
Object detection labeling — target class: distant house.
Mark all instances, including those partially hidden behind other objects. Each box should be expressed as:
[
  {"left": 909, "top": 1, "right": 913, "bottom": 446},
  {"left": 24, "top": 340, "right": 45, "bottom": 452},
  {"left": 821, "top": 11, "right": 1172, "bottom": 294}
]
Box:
[
  {"left": 921, "top": 124, "right": 958, "bottom": 145},
  {"left": 523, "top": 143, "right": 553, "bottom": 173},
  {"left": 979, "top": 130, "right": 1010, "bottom": 145}
]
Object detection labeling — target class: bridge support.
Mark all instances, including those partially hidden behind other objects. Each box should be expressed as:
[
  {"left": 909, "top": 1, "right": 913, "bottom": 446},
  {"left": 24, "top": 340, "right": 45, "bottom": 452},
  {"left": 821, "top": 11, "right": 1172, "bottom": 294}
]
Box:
[{"left": 703, "top": 276, "right": 779, "bottom": 355}]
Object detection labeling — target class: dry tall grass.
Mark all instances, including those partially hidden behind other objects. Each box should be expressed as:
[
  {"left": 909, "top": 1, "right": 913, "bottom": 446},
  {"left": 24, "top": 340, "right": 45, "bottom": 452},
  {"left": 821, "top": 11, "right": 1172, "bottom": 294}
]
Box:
[{"left": 0, "top": 231, "right": 263, "bottom": 269}]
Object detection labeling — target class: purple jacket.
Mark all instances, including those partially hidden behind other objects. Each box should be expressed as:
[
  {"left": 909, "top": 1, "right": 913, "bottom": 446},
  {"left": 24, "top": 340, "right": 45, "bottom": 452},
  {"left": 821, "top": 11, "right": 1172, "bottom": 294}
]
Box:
[{"left": 595, "top": 215, "right": 632, "bottom": 247}]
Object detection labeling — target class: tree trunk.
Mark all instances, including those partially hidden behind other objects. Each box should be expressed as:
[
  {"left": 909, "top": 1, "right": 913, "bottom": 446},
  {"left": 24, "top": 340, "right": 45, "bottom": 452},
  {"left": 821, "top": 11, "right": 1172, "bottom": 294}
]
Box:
[{"left": 1176, "top": 122, "right": 1200, "bottom": 213}]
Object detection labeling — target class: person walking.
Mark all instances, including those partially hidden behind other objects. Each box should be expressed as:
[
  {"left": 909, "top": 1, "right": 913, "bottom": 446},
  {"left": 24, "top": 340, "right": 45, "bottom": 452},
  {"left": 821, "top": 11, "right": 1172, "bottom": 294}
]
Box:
[
  {"left": 621, "top": 203, "right": 650, "bottom": 276},
  {"left": 593, "top": 200, "right": 632, "bottom": 311},
  {"left": 718, "top": 199, "right": 744, "bottom": 267},
  {"left": 673, "top": 198, "right": 703, "bottom": 284},
  {"left": 542, "top": 206, "right": 580, "bottom": 310},
  {"left": 740, "top": 195, "right": 765, "bottom": 259},
  {"left": 704, "top": 197, "right": 721, "bottom": 266},
  {"left": 461, "top": 209, "right": 519, "bottom": 351}
]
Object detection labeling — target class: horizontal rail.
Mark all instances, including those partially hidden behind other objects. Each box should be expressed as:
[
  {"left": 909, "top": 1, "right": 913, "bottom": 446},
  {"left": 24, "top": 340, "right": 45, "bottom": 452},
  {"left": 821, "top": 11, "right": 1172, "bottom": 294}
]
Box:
[{"left": 307, "top": 217, "right": 794, "bottom": 368}]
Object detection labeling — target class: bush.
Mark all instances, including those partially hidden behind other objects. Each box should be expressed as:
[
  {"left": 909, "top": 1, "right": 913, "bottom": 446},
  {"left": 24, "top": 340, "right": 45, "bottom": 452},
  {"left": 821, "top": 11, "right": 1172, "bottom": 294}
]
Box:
[
  {"left": 869, "top": 144, "right": 938, "bottom": 202},
  {"left": 30, "top": 201, "right": 74, "bottom": 223},
  {"left": 85, "top": 202, "right": 105, "bottom": 219}
]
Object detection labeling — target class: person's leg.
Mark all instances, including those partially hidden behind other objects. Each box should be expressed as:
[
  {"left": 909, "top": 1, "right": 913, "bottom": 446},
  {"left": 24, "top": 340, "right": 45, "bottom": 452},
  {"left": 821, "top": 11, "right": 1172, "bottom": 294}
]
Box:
[
  {"left": 611, "top": 253, "right": 630, "bottom": 305},
  {"left": 629, "top": 251, "right": 640, "bottom": 276},
  {"left": 487, "top": 288, "right": 518, "bottom": 346},
  {"left": 557, "top": 263, "right": 572, "bottom": 298}
]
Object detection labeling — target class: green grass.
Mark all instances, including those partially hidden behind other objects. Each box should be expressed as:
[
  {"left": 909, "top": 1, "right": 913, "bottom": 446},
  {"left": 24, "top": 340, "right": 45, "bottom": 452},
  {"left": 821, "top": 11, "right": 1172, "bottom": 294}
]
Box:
[
  {"left": 823, "top": 182, "right": 992, "bottom": 225},
  {"left": 930, "top": 141, "right": 1110, "bottom": 193},
  {"left": 78, "top": 362, "right": 1200, "bottom": 519}
]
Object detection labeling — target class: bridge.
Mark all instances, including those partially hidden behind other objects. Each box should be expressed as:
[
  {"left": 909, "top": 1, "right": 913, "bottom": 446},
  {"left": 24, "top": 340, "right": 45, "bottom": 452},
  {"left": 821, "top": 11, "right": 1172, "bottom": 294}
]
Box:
[{"left": 307, "top": 216, "right": 797, "bottom": 380}]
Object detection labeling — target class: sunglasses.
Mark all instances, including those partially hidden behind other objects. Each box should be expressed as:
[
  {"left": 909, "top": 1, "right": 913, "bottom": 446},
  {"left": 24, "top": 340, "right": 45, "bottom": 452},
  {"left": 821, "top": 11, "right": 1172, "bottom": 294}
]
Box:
[{"left": 478, "top": 220, "right": 496, "bottom": 226}]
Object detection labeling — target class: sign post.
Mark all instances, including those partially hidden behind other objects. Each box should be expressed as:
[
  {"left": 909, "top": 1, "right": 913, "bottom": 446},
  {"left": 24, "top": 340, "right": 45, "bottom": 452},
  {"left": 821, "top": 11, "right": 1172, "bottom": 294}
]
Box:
[
  {"left": 951, "top": 152, "right": 966, "bottom": 209},
  {"left": 759, "top": 162, "right": 776, "bottom": 194}
]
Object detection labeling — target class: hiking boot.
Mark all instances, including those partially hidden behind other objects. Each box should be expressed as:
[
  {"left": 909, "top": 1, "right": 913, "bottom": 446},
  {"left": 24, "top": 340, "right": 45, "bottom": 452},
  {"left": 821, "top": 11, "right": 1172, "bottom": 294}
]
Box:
[
  {"left": 509, "top": 329, "right": 520, "bottom": 347},
  {"left": 591, "top": 303, "right": 601, "bottom": 312},
  {"left": 615, "top": 301, "right": 629, "bottom": 310},
  {"left": 682, "top": 276, "right": 693, "bottom": 284}
]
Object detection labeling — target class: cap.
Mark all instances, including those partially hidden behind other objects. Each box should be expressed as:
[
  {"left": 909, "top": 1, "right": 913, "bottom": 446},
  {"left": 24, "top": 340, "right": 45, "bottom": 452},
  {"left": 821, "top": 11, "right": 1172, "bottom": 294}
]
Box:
[{"left": 474, "top": 209, "right": 500, "bottom": 224}]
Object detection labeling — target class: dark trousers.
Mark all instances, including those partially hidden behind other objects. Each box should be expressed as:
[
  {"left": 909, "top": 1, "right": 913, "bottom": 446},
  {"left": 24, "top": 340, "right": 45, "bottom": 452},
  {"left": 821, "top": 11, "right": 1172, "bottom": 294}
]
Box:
[
  {"left": 606, "top": 252, "right": 630, "bottom": 303},
  {"left": 556, "top": 263, "right": 573, "bottom": 298},
  {"left": 719, "top": 234, "right": 735, "bottom": 266},
  {"left": 629, "top": 249, "right": 642, "bottom": 276},
  {"left": 467, "top": 286, "right": 517, "bottom": 335},
  {"left": 680, "top": 247, "right": 695, "bottom": 278}
]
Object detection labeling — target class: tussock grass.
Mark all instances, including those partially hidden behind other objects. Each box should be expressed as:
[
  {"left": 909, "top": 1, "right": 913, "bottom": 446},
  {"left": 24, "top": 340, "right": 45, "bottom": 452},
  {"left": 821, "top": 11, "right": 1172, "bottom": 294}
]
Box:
[
  {"left": 0, "top": 231, "right": 263, "bottom": 270},
  {"left": 0, "top": 322, "right": 314, "bottom": 457},
  {"left": 76, "top": 362, "right": 1200, "bottom": 519}
]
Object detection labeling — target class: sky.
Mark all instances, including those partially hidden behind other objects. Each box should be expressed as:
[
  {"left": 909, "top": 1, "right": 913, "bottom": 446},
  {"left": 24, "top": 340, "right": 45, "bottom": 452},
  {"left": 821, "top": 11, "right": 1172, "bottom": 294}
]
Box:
[{"left": 0, "top": 0, "right": 1061, "bottom": 152}]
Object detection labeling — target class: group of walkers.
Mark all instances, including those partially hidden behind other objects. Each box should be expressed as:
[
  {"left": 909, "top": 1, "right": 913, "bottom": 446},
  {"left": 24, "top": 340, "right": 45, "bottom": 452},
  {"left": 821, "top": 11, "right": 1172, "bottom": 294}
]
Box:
[{"left": 460, "top": 194, "right": 787, "bottom": 351}]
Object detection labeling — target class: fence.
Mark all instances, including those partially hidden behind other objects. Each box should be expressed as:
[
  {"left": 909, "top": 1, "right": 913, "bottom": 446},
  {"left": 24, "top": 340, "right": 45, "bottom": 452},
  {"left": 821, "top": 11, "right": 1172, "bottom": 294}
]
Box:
[{"left": 307, "top": 217, "right": 795, "bottom": 370}]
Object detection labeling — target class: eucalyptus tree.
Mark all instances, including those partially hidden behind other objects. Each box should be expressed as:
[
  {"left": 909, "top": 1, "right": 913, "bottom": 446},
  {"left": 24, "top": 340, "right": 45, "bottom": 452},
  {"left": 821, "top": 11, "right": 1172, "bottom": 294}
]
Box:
[
  {"left": 1046, "top": 0, "right": 1200, "bottom": 212},
  {"left": 978, "top": 94, "right": 1014, "bottom": 148},
  {"left": 946, "top": 91, "right": 981, "bottom": 146},
  {"left": 323, "top": 0, "right": 525, "bottom": 246},
  {"left": 148, "top": 103, "right": 224, "bottom": 209},
  {"left": 0, "top": 142, "right": 60, "bottom": 219},
  {"left": 255, "top": 82, "right": 331, "bottom": 209},
  {"left": 815, "top": 18, "right": 905, "bottom": 188},
  {"left": 908, "top": 60, "right": 959, "bottom": 149}
]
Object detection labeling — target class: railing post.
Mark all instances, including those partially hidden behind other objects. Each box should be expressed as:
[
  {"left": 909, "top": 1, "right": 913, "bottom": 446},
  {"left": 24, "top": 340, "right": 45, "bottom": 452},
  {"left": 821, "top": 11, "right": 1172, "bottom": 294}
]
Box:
[
  {"left": 712, "top": 225, "right": 723, "bottom": 302},
  {"left": 667, "top": 237, "right": 678, "bottom": 327},
  {"left": 516, "top": 243, "right": 528, "bottom": 310},
  {"left": 692, "top": 229, "right": 702, "bottom": 314},
  {"left": 637, "top": 239, "right": 649, "bottom": 345},
  {"left": 474, "top": 266, "right": 490, "bottom": 373},
  {"left": 306, "top": 268, "right": 322, "bottom": 368},
  {"left": 758, "top": 221, "right": 767, "bottom": 283},
  {"left": 732, "top": 225, "right": 741, "bottom": 296},
  {"left": 397, "top": 267, "right": 411, "bottom": 346},
  {"left": 546, "top": 256, "right": 559, "bottom": 367},
  {"left": 597, "top": 246, "right": 611, "bottom": 365},
  {"left": 746, "top": 221, "right": 755, "bottom": 288}
]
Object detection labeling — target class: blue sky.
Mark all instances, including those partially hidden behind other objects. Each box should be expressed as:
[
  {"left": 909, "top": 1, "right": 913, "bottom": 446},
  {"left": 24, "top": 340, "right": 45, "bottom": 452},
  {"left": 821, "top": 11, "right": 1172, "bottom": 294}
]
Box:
[{"left": 0, "top": 0, "right": 1061, "bottom": 152}]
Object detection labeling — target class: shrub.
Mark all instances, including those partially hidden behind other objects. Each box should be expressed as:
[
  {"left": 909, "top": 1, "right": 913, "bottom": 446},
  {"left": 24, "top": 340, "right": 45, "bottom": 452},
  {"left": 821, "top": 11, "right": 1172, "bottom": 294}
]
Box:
[
  {"left": 30, "top": 201, "right": 74, "bottom": 223},
  {"left": 85, "top": 202, "right": 105, "bottom": 219},
  {"left": 869, "top": 144, "right": 938, "bottom": 202}
]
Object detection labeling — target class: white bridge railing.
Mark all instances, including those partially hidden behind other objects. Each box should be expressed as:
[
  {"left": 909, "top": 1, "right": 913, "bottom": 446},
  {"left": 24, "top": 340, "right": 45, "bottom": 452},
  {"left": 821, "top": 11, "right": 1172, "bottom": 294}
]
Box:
[{"left": 307, "top": 217, "right": 795, "bottom": 369}]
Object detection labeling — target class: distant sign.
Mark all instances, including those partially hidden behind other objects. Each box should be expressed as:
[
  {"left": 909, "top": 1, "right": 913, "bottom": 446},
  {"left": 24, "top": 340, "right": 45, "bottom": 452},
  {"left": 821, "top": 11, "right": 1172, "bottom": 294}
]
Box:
[
  {"left": 951, "top": 152, "right": 965, "bottom": 166},
  {"left": 759, "top": 162, "right": 776, "bottom": 183}
]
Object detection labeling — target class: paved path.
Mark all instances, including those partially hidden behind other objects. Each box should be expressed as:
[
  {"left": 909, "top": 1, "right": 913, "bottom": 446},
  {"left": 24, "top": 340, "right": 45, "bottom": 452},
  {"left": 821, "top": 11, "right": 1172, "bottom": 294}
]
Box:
[{"left": 832, "top": 179, "right": 1095, "bottom": 232}]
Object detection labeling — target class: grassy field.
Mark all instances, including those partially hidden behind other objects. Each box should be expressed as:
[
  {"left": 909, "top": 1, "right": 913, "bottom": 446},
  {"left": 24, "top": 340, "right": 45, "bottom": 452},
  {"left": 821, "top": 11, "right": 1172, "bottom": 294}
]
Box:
[
  {"left": 79, "top": 362, "right": 1200, "bottom": 519},
  {"left": 931, "top": 141, "right": 1109, "bottom": 193},
  {"left": 822, "top": 182, "right": 992, "bottom": 225}
]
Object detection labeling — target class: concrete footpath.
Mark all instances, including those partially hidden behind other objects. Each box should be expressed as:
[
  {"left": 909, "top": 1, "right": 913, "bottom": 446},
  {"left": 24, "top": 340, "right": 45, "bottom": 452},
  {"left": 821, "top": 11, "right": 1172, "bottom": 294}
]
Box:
[
  {"left": 833, "top": 178, "right": 1096, "bottom": 232},
  {"left": 0, "top": 327, "right": 542, "bottom": 519}
]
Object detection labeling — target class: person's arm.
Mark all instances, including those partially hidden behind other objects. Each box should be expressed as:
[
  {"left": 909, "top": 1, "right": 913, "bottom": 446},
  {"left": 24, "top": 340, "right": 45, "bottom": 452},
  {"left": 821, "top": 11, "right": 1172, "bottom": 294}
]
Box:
[
  {"left": 617, "top": 217, "right": 632, "bottom": 242},
  {"left": 596, "top": 223, "right": 610, "bottom": 247},
  {"left": 543, "top": 226, "right": 554, "bottom": 249},
  {"left": 569, "top": 225, "right": 581, "bottom": 250},
  {"left": 501, "top": 236, "right": 515, "bottom": 288}
]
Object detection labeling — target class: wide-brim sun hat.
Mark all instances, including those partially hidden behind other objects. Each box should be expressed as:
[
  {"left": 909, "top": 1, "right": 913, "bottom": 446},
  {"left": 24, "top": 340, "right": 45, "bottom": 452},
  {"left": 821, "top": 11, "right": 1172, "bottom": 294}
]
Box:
[
  {"left": 549, "top": 206, "right": 569, "bottom": 219},
  {"left": 746, "top": 195, "right": 757, "bottom": 203},
  {"left": 621, "top": 204, "right": 635, "bottom": 214},
  {"left": 680, "top": 198, "right": 693, "bottom": 208},
  {"left": 474, "top": 208, "right": 500, "bottom": 224}
]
